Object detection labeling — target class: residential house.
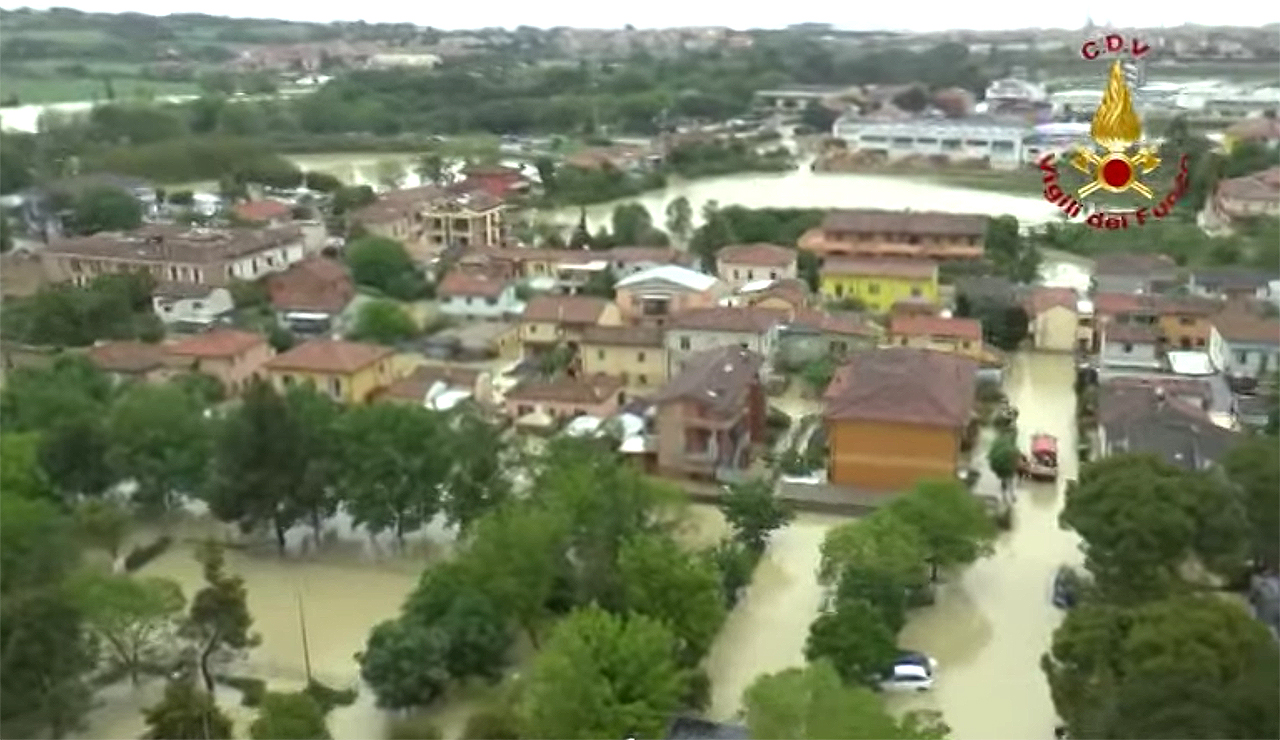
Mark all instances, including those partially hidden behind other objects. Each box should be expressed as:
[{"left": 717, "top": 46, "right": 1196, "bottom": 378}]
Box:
[
  {"left": 374, "top": 364, "right": 489, "bottom": 407},
  {"left": 886, "top": 315, "right": 984, "bottom": 359},
  {"left": 519, "top": 295, "right": 621, "bottom": 357},
  {"left": 651, "top": 346, "right": 766, "bottom": 481},
  {"left": 1097, "top": 382, "right": 1239, "bottom": 471},
  {"left": 819, "top": 259, "right": 939, "bottom": 313},
  {"left": 15, "top": 173, "right": 157, "bottom": 239},
  {"left": 1100, "top": 323, "right": 1163, "bottom": 370},
  {"left": 615, "top": 265, "right": 726, "bottom": 328},
  {"left": 890, "top": 298, "right": 940, "bottom": 318},
  {"left": 665, "top": 306, "right": 786, "bottom": 377},
  {"left": 1092, "top": 252, "right": 1178, "bottom": 294},
  {"left": 1188, "top": 267, "right": 1278, "bottom": 303},
  {"left": 505, "top": 374, "right": 627, "bottom": 424},
  {"left": 1213, "top": 311, "right": 1280, "bottom": 380},
  {"left": 265, "top": 256, "right": 356, "bottom": 336},
  {"left": 453, "top": 164, "right": 530, "bottom": 200},
  {"left": 776, "top": 310, "right": 880, "bottom": 369},
  {"left": 715, "top": 244, "right": 797, "bottom": 289},
  {"left": 734, "top": 278, "right": 812, "bottom": 312},
  {"left": 607, "top": 246, "right": 694, "bottom": 278},
  {"left": 152, "top": 284, "right": 235, "bottom": 329},
  {"left": 42, "top": 224, "right": 309, "bottom": 288},
  {"left": 1153, "top": 294, "right": 1220, "bottom": 350},
  {"left": 579, "top": 325, "right": 668, "bottom": 390},
  {"left": 421, "top": 322, "right": 521, "bottom": 361},
  {"left": 232, "top": 200, "right": 294, "bottom": 225},
  {"left": 163, "top": 328, "right": 273, "bottom": 394},
  {"left": 263, "top": 339, "right": 399, "bottom": 403},
  {"left": 798, "top": 209, "right": 987, "bottom": 261},
  {"left": 824, "top": 347, "right": 978, "bottom": 491},
  {"left": 1025, "top": 287, "right": 1079, "bottom": 352},
  {"left": 464, "top": 246, "right": 690, "bottom": 286},
  {"left": 352, "top": 186, "right": 506, "bottom": 261},
  {"left": 1224, "top": 117, "right": 1280, "bottom": 151},
  {"left": 1203, "top": 166, "right": 1280, "bottom": 231},
  {"left": 437, "top": 269, "right": 523, "bottom": 321},
  {"left": 85, "top": 340, "right": 168, "bottom": 384}
]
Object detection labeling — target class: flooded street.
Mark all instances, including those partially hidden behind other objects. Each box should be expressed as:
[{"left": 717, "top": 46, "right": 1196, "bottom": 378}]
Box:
[{"left": 888, "top": 352, "right": 1082, "bottom": 740}]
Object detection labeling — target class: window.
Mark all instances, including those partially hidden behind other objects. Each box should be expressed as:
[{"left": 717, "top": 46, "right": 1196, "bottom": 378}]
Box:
[
  {"left": 1122, "top": 343, "right": 1134, "bottom": 353},
  {"left": 834, "top": 284, "right": 845, "bottom": 298},
  {"left": 486, "top": 297, "right": 497, "bottom": 306},
  {"left": 192, "top": 301, "right": 203, "bottom": 310},
  {"left": 1239, "top": 351, "right": 1249, "bottom": 363},
  {"left": 517, "top": 405, "right": 533, "bottom": 416},
  {"left": 900, "top": 337, "right": 908, "bottom": 346},
  {"left": 637, "top": 352, "right": 646, "bottom": 362},
  {"left": 769, "top": 271, "right": 778, "bottom": 280},
  {"left": 680, "top": 336, "right": 691, "bottom": 350},
  {"left": 282, "top": 374, "right": 294, "bottom": 387},
  {"left": 597, "top": 350, "right": 605, "bottom": 360},
  {"left": 868, "top": 283, "right": 880, "bottom": 295},
  {"left": 529, "top": 325, "right": 537, "bottom": 334},
  {"left": 638, "top": 374, "right": 648, "bottom": 385},
  {"left": 732, "top": 269, "right": 740, "bottom": 280},
  {"left": 328, "top": 377, "right": 342, "bottom": 398},
  {"left": 739, "top": 342, "right": 749, "bottom": 350},
  {"left": 962, "top": 341, "right": 972, "bottom": 350},
  {"left": 910, "top": 286, "right": 922, "bottom": 298},
  {"left": 1179, "top": 317, "right": 1195, "bottom": 325},
  {"left": 747, "top": 270, "right": 754, "bottom": 280}
]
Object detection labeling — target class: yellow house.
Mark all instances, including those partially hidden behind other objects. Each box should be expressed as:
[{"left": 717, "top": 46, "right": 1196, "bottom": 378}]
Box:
[
  {"left": 520, "top": 295, "right": 622, "bottom": 356},
  {"left": 579, "top": 325, "right": 668, "bottom": 389},
  {"left": 886, "top": 315, "right": 985, "bottom": 360},
  {"left": 819, "top": 259, "right": 939, "bottom": 313},
  {"left": 263, "top": 339, "right": 400, "bottom": 404}
]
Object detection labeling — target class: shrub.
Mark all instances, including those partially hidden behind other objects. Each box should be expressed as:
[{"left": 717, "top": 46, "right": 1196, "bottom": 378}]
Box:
[
  {"left": 122, "top": 536, "right": 173, "bottom": 572},
  {"left": 462, "top": 706, "right": 521, "bottom": 740},
  {"left": 305, "top": 679, "right": 358, "bottom": 714},
  {"left": 387, "top": 715, "right": 442, "bottom": 740},
  {"left": 218, "top": 675, "right": 267, "bottom": 706}
]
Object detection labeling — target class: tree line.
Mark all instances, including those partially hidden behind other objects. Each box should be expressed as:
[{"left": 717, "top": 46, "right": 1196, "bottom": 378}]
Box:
[{"left": 1044, "top": 442, "right": 1280, "bottom": 739}]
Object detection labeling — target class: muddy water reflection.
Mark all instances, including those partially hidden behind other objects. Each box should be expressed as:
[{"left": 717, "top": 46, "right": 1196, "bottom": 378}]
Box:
[{"left": 888, "top": 352, "right": 1082, "bottom": 740}]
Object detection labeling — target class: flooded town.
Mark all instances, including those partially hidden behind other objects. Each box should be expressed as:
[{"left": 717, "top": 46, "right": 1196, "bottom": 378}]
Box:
[{"left": 2, "top": 10, "right": 1278, "bottom": 740}]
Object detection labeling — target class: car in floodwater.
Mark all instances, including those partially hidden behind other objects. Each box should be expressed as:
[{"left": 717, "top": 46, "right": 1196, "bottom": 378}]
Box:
[
  {"left": 1052, "top": 565, "right": 1083, "bottom": 609},
  {"left": 879, "top": 651, "right": 938, "bottom": 693}
]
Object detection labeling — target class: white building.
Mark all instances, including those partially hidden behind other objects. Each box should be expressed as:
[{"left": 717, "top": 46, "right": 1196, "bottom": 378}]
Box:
[
  {"left": 832, "top": 117, "right": 1032, "bottom": 170},
  {"left": 985, "top": 78, "right": 1048, "bottom": 105},
  {"left": 152, "top": 285, "right": 234, "bottom": 328}
]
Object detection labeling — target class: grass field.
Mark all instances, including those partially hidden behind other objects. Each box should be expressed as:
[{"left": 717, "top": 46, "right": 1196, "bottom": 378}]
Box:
[{"left": 1, "top": 74, "right": 199, "bottom": 105}]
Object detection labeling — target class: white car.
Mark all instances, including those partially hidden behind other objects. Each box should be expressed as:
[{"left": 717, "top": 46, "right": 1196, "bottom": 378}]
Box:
[{"left": 879, "top": 652, "right": 938, "bottom": 692}]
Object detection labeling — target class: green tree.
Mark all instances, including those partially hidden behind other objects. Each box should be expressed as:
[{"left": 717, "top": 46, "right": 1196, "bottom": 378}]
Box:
[
  {"left": 348, "top": 299, "right": 418, "bottom": 344},
  {"left": 335, "top": 403, "right": 448, "bottom": 546},
  {"left": 1043, "top": 594, "right": 1279, "bottom": 740},
  {"left": 249, "top": 692, "right": 331, "bottom": 740},
  {"left": 1222, "top": 436, "right": 1280, "bottom": 570},
  {"left": 415, "top": 153, "right": 447, "bottom": 186},
  {"left": 819, "top": 512, "right": 928, "bottom": 587},
  {"left": 887, "top": 479, "right": 997, "bottom": 580},
  {"left": 983, "top": 214, "right": 1040, "bottom": 283},
  {"left": 71, "top": 185, "right": 143, "bottom": 235},
  {"left": 834, "top": 565, "right": 911, "bottom": 633},
  {"left": 0, "top": 355, "right": 112, "bottom": 434},
  {"left": 1, "top": 215, "right": 13, "bottom": 252},
  {"left": 610, "top": 202, "right": 662, "bottom": 245},
  {"left": 618, "top": 533, "right": 727, "bottom": 665},
  {"left": 718, "top": 477, "right": 795, "bottom": 553},
  {"left": 1, "top": 432, "right": 53, "bottom": 502},
  {"left": 442, "top": 410, "right": 511, "bottom": 533},
  {"left": 142, "top": 678, "right": 234, "bottom": 740},
  {"left": 358, "top": 617, "right": 450, "bottom": 709},
  {"left": 1060, "top": 454, "right": 1248, "bottom": 601},
  {"left": 581, "top": 268, "right": 617, "bottom": 298},
  {"left": 743, "top": 661, "right": 949, "bottom": 740},
  {"left": 186, "top": 542, "right": 257, "bottom": 694},
  {"left": 804, "top": 598, "right": 898, "bottom": 685},
  {"left": 519, "top": 606, "right": 686, "bottom": 740},
  {"left": 799, "top": 101, "right": 840, "bottom": 134},
  {"left": 986, "top": 432, "right": 1019, "bottom": 486},
  {"left": 331, "top": 184, "right": 376, "bottom": 215},
  {"left": 105, "top": 383, "right": 209, "bottom": 513},
  {"left": 344, "top": 236, "right": 419, "bottom": 297},
  {"left": 72, "top": 570, "right": 186, "bottom": 684},
  {"left": 664, "top": 195, "right": 693, "bottom": 244},
  {"left": 463, "top": 504, "right": 567, "bottom": 647},
  {"left": 73, "top": 497, "right": 132, "bottom": 561}
]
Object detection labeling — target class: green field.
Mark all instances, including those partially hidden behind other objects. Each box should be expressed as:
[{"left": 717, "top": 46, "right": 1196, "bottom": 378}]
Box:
[{"left": 1, "top": 73, "right": 199, "bottom": 105}]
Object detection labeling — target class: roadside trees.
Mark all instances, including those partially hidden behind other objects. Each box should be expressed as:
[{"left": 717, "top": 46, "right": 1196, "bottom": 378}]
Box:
[
  {"left": 1221, "top": 436, "right": 1280, "bottom": 570},
  {"left": 441, "top": 411, "right": 511, "bottom": 533},
  {"left": 73, "top": 570, "right": 186, "bottom": 685},
  {"left": 105, "top": 383, "right": 209, "bottom": 513},
  {"left": 73, "top": 498, "right": 132, "bottom": 562},
  {"left": 986, "top": 432, "right": 1020, "bottom": 487},
  {"left": 819, "top": 511, "right": 928, "bottom": 588},
  {"left": 142, "top": 677, "right": 234, "bottom": 740},
  {"left": 359, "top": 618, "right": 451, "bottom": 710},
  {"left": 886, "top": 480, "right": 997, "bottom": 581},
  {"left": 804, "top": 598, "right": 898, "bottom": 686},
  {"left": 618, "top": 533, "right": 727, "bottom": 665},
  {"left": 463, "top": 505, "right": 567, "bottom": 648},
  {"left": 249, "top": 692, "right": 332, "bottom": 740},
  {"left": 718, "top": 477, "right": 795, "bottom": 554},
  {"left": 186, "top": 542, "right": 257, "bottom": 695}
]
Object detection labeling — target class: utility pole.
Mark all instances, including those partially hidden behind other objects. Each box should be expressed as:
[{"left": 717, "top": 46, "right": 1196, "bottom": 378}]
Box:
[{"left": 297, "top": 591, "right": 313, "bottom": 684}]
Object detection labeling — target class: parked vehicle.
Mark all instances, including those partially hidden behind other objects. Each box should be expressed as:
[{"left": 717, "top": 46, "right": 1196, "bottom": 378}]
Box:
[
  {"left": 1052, "top": 565, "right": 1082, "bottom": 609},
  {"left": 879, "top": 651, "right": 937, "bottom": 693},
  {"left": 1019, "top": 433, "right": 1059, "bottom": 481}
]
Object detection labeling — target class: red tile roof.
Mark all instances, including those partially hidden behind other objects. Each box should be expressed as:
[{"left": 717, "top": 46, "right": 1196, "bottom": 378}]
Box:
[
  {"left": 1092, "top": 292, "right": 1147, "bottom": 316},
  {"left": 506, "top": 374, "right": 624, "bottom": 405},
  {"left": 1212, "top": 312, "right": 1280, "bottom": 345},
  {"left": 824, "top": 348, "right": 977, "bottom": 426},
  {"left": 717, "top": 243, "right": 796, "bottom": 268},
  {"left": 522, "top": 295, "right": 611, "bottom": 325},
  {"left": 668, "top": 306, "right": 788, "bottom": 333},
  {"left": 265, "top": 339, "right": 394, "bottom": 374},
  {"left": 376, "top": 364, "right": 483, "bottom": 403},
  {"left": 1105, "top": 323, "right": 1161, "bottom": 343},
  {"left": 822, "top": 258, "right": 938, "bottom": 280},
  {"left": 652, "top": 346, "right": 763, "bottom": 414},
  {"left": 822, "top": 209, "right": 988, "bottom": 239},
  {"left": 167, "top": 328, "right": 267, "bottom": 358},
  {"left": 580, "top": 325, "right": 665, "bottom": 347},
  {"left": 266, "top": 257, "right": 355, "bottom": 314},
  {"left": 438, "top": 269, "right": 510, "bottom": 299},
  {"left": 1026, "top": 287, "right": 1078, "bottom": 315},
  {"left": 87, "top": 341, "right": 166, "bottom": 374},
  {"left": 889, "top": 315, "right": 982, "bottom": 342},
  {"left": 233, "top": 200, "right": 293, "bottom": 223}
]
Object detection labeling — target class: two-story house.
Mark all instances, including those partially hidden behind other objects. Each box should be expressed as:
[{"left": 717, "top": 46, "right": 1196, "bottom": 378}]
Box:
[
  {"left": 579, "top": 325, "right": 668, "bottom": 390},
  {"left": 734, "top": 278, "right": 812, "bottom": 312},
  {"left": 798, "top": 209, "right": 987, "bottom": 262},
  {"left": 163, "top": 328, "right": 273, "bottom": 395},
  {"left": 651, "top": 346, "right": 765, "bottom": 481},
  {"left": 505, "top": 374, "right": 627, "bottom": 425},
  {"left": 1092, "top": 253, "right": 1178, "bottom": 294},
  {"left": 1099, "top": 322, "right": 1162, "bottom": 370},
  {"left": 715, "top": 244, "right": 797, "bottom": 289},
  {"left": 1090, "top": 292, "right": 1160, "bottom": 353},
  {"left": 1098, "top": 381, "right": 1239, "bottom": 471},
  {"left": 353, "top": 186, "right": 506, "bottom": 261},
  {"left": 1187, "top": 267, "right": 1278, "bottom": 303},
  {"left": 1025, "top": 287, "right": 1079, "bottom": 352},
  {"left": 776, "top": 309, "right": 880, "bottom": 369},
  {"left": 1213, "top": 311, "right": 1280, "bottom": 380},
  {"left": 820, "top": 259, "right": 939, "bottom": 313},
  {"left": 151, "top": 284, "right": 235, "bottom": 329},
  {"left": 263, "top": 339, "right": 400, "bottom": 403},
  {"left": 519, "top": 295, "right": 622, "bottom": 357},
  {"left": 615, "top": 265, "right": 726, "bottom": 328},
  {"left": 1203, "top": 166, "right": 1280, "bottom": 232},
  {"left": 437, "top": 269, "right": 523, "bottom": 321},
  {"left": 266, "top": 256, "right": 357, "bottom": 336},
  {"left": 1154, "top": 295, "right": 1220, "bottom": 350},
  {"left": 665, "top": 306, "right": 785, "bottom": 377},
  {"left": 886, "top": 315, "right": 984, "bottom": 359},
  {"left": 41, "top": 224, "right": 310, "bottom": 288},
  {"left": 85, "top": 340, "right": 169, "bottom": 384}
]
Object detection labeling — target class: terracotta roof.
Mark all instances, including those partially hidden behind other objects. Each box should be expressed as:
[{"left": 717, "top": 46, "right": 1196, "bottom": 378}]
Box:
[
  {"left": 506, "top": 373, "right": 624, "bottom": 405},
  {"left": 822, "top": 209, "right": 988, "bottom": 239},
  {"left": 438, "top": 269, "right": 510, "bottom": 299},
  {"left": 889, "top": 315, "right": 982, "bottom": 342},
  {"left": 1151, "top": 294, "right": 1220, "bottom": 317},
  {"left": 266, "top": 256, "right": 355, "bottom": 314},
  {"left": 824, "top": 348, "right": 977, "bottom": 426},
  {"left": 264, "top": 339, "right": 393, "bottom": 374},
  {"left": 717, "top": 243, "right": 796, "bottom": 268},
  {"left": 522, "top": 295, "right": 611, "bottom": 325},
  {"left": 788, "top": 309, "right": 879, "bottom": 337},
  {"left": 608, "top": 246, "right": 690, "bottom": 266},
  {"left": 580, "top": 325, "right": 665, "bottom": 347},
  {"left": 87, "top": 340, "right": 166, "bottom": 374},
  {"left": 668, "top": 306, "right": 788, "bottom": 333},
  {"left": 821, "top": 258, "right": 937, "bottom": 280},
  {"left": 741, "top": 278, "right": 811, "bottom": 307},
  {"left": 47, "top": 224, "right": 304, "bottom": 265},
  {"left": 652, "top": 346, "right": 763, "bottom": 415},
  {"left": 377, "top": 364, "right": 482, "bottom": 402},
  {"left": 233, "top": 200, "right": 292, "bottom": 222},
  {"left": 167, "top": 328, "right": 267, "bottom": 358},
  {"left": 1092, "top": 292, "right": 1148, "bottom": 316},
  {"left": 1026, "top": 287, "right": 1078, "bottom": 315},
  {"left": 1105, "top": 323, "right": 1161, "bottom": 343},
  {"left": 1217, "top": 166, "right": 1280, "bottom": 203},
  {"left": 890, "top": 298, "right": 940, "bottom": 316},
  {"left": 1213, "top": 312, "right": 1280, "bottom": 345},
  {"left": 1094, "top": 252, "right": 1176, "bottom": 277}
]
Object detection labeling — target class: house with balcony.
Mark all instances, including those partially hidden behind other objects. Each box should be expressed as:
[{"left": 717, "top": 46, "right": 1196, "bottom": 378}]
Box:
[
  {"left": 715, "top": 243, "right": 797, "bottom": 290},
  {"left": 1213, "top": 310, "right": 1280, "bottom": 381},
  {"left": 265, "top": 256, "right": 357, "bottom": 336},
  {"left": 40, "top": 224, "right": 310, "bottom": 289},
  {"left": 437, "top": 269, "right": 523, "bottom": 321},
  {"left": 615, "top": 265, "right": 726, "bottom": 328},
  {"left": 504, "top": 374, "right": 627, "bottom": 428},
  {"left": 163, "top": 328, "right": 273, "bottom": 395},
  {"left": 352, "top": 186, "right": 506, "bottom": 262},
  {"left": 579, "top": 325, "right": 668, "bottom": 391},
  {"left": 519, "top": 295, "right": 621, "bottom": 358},
  {"left": 886, "top": 315, "right": 984, "bottom": 359},
  {"left": 263, "top": 339, "right": 400, "bottom": 403},
  {"left": 819, "top": 258, "right": 939, "bottom": 314},
  {"left": 798, "top": 209, "right": 988, "bottom": 262},
  {"left": 651, "top": 346, "right": 765, "bottom": 481},
  {"left": 665, "top": 306, "right": 786, "bottom": 378}
]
